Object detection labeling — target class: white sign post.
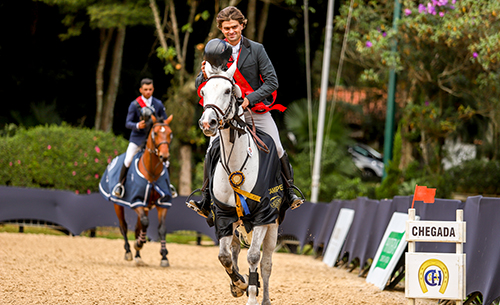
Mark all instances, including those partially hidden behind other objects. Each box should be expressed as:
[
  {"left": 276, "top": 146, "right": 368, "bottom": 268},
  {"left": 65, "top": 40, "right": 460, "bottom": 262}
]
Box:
[
  {"left": 405, "top": 209, "right": 466, "bottom": 305},
  {"left": 366, "top": 212, "right": 415, "bottom": 289},
  {"left": 323, "top": 208, "right": 355, "bottom": 267}
]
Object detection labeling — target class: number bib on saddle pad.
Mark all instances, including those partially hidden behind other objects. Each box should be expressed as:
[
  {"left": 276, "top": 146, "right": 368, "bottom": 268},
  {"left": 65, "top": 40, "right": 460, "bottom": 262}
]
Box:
[
  {"left": 99, "top": 153, "right": 172, "bottom": 208},
  {"left": 207, "top": 128, "right": 287, "bottom": 240}
]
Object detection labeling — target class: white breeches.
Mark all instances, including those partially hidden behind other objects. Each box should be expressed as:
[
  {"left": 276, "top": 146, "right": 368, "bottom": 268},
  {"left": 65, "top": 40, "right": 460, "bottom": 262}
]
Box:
[
  {"left": 244, "top": 111, "right": 284, "bottom": 158},
  {"left": 124, "top": 142, "right": 141, "bottom": 168}
]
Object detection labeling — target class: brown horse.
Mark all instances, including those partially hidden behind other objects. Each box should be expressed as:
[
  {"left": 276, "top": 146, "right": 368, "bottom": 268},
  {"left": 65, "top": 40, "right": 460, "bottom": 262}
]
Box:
[{"left": 112, "top": 114, "right": 174, "bottom": 267}]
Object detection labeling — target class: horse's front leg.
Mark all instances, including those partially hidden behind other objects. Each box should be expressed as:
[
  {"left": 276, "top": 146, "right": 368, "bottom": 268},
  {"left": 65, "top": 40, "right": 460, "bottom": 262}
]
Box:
[
  {"left": 246, "top": 225, "right": 269, "bottom": 305},
  {"left": 219, "top": 235, "right": 248, "bottom": 298},
  {"left": 133, "top": 206, "right": 149, "bottom": 266},
  {"left": 260, "top": 223, "right": 278, "bottom": 305},
  {"left": 113, "top": 204, "right": 132, "bottom": 261},
  {"left": 157, "top": 207, "right": 169, "bottom": 267}
]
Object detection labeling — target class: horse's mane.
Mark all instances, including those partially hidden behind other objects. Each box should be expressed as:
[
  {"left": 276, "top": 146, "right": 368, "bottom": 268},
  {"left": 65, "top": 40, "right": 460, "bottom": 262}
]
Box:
[{"left": 209, "top": 65, "right": 226, "bottom": 76}]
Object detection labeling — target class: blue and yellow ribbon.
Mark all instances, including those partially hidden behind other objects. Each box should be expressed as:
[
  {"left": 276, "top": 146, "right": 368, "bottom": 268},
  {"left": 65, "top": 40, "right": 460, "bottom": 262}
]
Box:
[{"left": 229, "top": 171, "right": 261, "bottom": 218}]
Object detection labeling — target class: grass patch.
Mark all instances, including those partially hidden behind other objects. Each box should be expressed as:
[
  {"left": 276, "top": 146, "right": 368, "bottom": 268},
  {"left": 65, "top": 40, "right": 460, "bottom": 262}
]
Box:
[{"left": 0, "top": 224, "right": 215, "bottom": 246}]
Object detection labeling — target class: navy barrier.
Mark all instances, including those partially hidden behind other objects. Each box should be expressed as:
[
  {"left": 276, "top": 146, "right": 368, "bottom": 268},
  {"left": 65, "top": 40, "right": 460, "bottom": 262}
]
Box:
[
  {"left": 1, "top": 186, "right": 499, "bottom": 304},
  {"left": 0, "top": 186, "right": 217, "bottom": 243}
]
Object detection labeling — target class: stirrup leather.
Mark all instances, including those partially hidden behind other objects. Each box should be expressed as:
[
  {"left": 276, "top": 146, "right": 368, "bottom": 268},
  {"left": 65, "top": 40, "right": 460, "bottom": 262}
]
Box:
[{"left": 169, "top": 183, "right": 178, "bottom": 198}]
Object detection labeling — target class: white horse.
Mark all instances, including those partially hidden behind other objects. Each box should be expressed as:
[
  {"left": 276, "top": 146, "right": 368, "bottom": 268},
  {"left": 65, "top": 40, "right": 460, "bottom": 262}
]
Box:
[{"left": 198, "top": 59, "right": 279, "bottom": 305}]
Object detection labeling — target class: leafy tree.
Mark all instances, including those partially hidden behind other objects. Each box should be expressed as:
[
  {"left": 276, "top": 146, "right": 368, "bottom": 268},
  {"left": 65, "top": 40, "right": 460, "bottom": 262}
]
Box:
[
  {"left": 334, "top": 0, "right": 500, "bottom": 182},
  {"left": 38, "top": 0, "right": 155, "bottom": 132},
  {"left": 284, "top": 99, "right": 373, "bottom": 201}
]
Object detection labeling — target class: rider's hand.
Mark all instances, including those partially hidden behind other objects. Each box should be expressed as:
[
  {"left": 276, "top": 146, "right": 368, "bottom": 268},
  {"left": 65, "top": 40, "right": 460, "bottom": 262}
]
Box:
[
  {"left": 241, "top": 98, "right": 250, "bottom": 110},
  {"left": 201, "top": 60, "right": 207, "bottom": 79},
  {"left": 137, "top": 120, "right": 146, "bottom": 129}
]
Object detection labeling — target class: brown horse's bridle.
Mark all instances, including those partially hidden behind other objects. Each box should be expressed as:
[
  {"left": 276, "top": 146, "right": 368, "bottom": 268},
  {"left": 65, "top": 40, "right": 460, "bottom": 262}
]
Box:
[
  {"left": 142, "top": 122, "right": 172, "bottom": 181},
  {"left": 147, "top": 123, "right": 172, "bottom": 155}
]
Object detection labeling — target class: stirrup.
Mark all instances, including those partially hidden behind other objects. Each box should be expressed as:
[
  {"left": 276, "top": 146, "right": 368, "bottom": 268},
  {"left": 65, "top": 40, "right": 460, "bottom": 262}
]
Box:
[
  {"left": 112, "top": 183, "right": 125, "bottom": 198},
  {"left": 169, "top": 183, "right": 178, "bottom": 198},
  {"left": 185, "top": 188, "right": 209, "bottom": 218},
  {"left": 289, "top": 185, "right": 305, "bottom": 210}
]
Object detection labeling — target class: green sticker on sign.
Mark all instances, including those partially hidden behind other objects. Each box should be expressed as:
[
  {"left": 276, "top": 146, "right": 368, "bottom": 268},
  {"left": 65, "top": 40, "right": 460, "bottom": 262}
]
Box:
[{"left": 375, "top": 231, "right": 405, "bottom": 269}]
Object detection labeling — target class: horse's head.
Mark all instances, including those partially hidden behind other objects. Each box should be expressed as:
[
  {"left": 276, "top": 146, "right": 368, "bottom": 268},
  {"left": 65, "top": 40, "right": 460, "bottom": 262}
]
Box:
[
  {"left": 198, "top": 59, "right": 243, "bottom": 137},
  {"left": 147, "top": 114, "right": 173, "bottom": 163}
]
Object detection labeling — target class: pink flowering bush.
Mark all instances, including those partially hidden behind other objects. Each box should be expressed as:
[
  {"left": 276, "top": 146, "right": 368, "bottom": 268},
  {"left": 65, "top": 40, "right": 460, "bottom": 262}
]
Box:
[{"left": 0, "top": 124, "right": 127, "bottom": 193}]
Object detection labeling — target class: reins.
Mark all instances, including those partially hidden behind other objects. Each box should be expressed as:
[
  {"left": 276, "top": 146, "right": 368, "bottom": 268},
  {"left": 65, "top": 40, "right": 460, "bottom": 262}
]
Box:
[{"left": 203, "top": 75, "right": 269, "bottom": 154}]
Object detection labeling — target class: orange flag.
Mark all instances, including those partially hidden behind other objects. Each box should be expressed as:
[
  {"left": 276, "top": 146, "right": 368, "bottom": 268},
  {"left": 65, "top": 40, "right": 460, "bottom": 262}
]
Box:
[{"left": 411, "top": 184, "right": 436, "bottom": 208}]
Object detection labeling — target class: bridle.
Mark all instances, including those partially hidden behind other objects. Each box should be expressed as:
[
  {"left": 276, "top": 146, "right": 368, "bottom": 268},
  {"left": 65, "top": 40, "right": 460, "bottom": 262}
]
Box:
[
  {"left": 147, "top": 122, "right": 172, "bottom": 155},
  {"left": 202, "top": 75, "right": 241, "bottom": 130},
  {"left": 142, "top": 122, "right": 172, "bottom": 181},
  {"left": 202, "top": 74, "right": 269, "bottom": 155}
]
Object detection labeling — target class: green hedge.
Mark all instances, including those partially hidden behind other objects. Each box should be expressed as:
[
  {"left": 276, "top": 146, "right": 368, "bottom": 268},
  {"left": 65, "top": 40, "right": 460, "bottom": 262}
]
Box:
[{"left": 0, "top": 124, "right": 127, "bottom": 194}]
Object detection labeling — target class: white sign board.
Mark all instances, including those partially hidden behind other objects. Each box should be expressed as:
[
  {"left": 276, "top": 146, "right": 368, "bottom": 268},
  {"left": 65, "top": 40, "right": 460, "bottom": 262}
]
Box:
[
  {"left": 366, "top": 212, "right": 419, "bottom": 289},
  {"left": 406, "top": 253, "right": 466, "bottom": 300},
  {"left": 406, "top": 220, "right": 465, "bottom": 243},
  {"left": 322, "top": 208, "right": 355, "bottom": 267}
]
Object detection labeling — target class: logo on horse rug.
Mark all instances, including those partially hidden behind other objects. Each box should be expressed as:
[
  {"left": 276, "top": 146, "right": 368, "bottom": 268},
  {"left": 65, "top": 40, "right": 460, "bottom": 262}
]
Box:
[{"left": 99, "top": 153, "right": 172, "bottom": 208}]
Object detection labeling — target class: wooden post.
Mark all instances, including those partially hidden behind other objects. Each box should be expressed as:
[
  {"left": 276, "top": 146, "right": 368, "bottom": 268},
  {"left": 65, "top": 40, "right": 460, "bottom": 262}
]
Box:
[
  {"left": 456, "top": 209, "right": 464, "bottom": 305},
  {"left": 407, "top": 208, "right": 415, "bottom": 305}
]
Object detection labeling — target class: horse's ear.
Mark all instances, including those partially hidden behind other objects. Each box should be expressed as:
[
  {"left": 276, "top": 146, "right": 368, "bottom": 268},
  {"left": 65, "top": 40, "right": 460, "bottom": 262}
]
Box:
[
  {"left": 151, "top": 115, "right": 157, "bottom": 124},
  {"left": 226, "top": 57, "right": 238, "bottom": 78},
  {"left": 165, "top": 114, "right": 173, "bottom": 125},
  {"left": 233, "top": 84, "right": 242, "bottom": 98},
  {"left": 205, "top": 61, "right": 214, "bottom": 78}
]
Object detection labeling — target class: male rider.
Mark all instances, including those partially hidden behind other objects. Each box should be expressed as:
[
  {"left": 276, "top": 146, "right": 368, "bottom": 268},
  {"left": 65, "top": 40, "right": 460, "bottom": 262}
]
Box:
[
  {"left": 112, "top": 78, "right": 168, "bottom": 198},
  {"left": 188, "top": 6, "right": 303, "bottom": 218}
]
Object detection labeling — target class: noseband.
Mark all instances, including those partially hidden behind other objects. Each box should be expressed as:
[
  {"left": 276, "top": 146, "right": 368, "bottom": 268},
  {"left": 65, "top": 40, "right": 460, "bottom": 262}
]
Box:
[{"left": 203, "top": 75, "right": 239, "bottom": 128}]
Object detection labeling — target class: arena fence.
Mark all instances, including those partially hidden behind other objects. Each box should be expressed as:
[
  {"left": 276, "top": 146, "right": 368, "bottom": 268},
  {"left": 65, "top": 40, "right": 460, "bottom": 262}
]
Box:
[{"left": 0, "top": 186, "right": 499, "bottom": 304}]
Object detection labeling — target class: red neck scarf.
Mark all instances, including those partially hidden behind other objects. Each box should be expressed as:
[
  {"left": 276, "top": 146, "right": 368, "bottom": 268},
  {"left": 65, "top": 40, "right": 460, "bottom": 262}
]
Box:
[
  {"left": 198, "top": 39, "right": 286, "bottom": 113},
  {"left": 136, "top": 96, "right": 147, "bottom": 108}
]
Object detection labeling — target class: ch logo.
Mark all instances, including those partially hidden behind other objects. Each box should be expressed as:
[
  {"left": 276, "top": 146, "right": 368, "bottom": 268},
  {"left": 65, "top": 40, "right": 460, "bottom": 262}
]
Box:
[{"left": 418, "top": 259, "right": 449, "bottom": 294}]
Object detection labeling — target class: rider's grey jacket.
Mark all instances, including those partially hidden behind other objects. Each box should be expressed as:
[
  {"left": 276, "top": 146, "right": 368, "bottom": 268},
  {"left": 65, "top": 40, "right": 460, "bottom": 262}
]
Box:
[{"left": 196, "top": 36, "right": 279, "bottom": 109}]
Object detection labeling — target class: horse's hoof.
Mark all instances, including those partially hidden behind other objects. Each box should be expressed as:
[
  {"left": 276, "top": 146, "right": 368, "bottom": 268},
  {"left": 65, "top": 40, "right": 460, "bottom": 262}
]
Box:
[
  {"left": 135, "top": 257, "right": 147, "bottom": 266},
  {"left": 234, "top": 274, "right": 248, "bottom": 290},
  {"left": 230, "top": 282, "right": 245, "bottom": 298},
  {"left": 160, "top": 258, "right": 170, "bottom": 267},
  {"left": 124, "top": 251, "right": 133, "bottom": 261}
]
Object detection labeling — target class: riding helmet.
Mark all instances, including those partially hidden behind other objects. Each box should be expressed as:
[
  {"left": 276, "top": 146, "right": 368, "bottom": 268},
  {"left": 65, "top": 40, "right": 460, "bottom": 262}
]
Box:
[{"left": 203, "top": 38, "right": 232, "bottom": 69}]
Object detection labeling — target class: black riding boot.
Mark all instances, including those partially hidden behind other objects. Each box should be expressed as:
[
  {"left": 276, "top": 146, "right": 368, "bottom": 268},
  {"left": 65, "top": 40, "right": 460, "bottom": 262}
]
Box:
[
  {"left": 186, "top": 160, "right": 211, "bottom": 218},
  {"left": 280, "top": 152, "right": 304, "bottom": 209},
  {"left": 112, "top": 163, "right": 128, "bottom": 198}
]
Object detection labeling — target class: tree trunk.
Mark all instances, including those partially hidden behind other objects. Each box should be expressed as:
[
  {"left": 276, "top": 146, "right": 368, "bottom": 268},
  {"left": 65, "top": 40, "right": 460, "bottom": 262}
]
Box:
[
  {"left": 178, "top": 144, "right": 192, "bottom": 196},
  {"left": 256, "top": 0, "right": 270, "bottom": 43},
  {"left": 149, "top": 0, "right": 168, "bottom": 51},
  {"left": 246, "top": 0, "right": 256, "bottom": 40},
  {"left": 101, "top": 27, "right": 126, "bottom": 132},
  {"left": 95, "top": 28, "right": 114, "bottom": 130}
]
